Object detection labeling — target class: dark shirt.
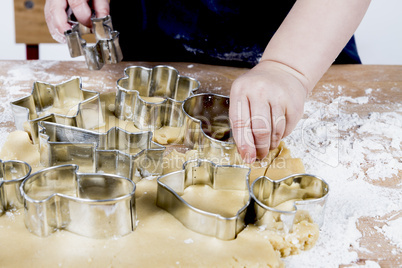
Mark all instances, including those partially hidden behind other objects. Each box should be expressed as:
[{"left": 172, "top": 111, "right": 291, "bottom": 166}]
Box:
[{"left": 111, "top": 0, "right": 361, "bottom": 67}]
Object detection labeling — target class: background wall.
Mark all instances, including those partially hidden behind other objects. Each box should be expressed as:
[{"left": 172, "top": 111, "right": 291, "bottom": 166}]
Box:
[{"left": 0, "top": 0, "right": 401, "bottom": 64}]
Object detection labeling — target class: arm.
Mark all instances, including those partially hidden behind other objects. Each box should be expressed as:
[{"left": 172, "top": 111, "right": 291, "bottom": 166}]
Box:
[
  {"left": 44, "top": 0, "right": 110, "bottom": 43},
  {"left": 229, "top": 0, "right": 371, "bottom": 163}
]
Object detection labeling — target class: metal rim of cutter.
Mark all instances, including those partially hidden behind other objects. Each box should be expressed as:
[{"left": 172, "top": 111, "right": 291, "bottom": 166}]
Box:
[
  {"left": 38, "top": 121, "right": 166, "bottom": 182},
  {"left": 156, "top": 159, "right": 251, "bottom": 240},
  {"left": 0, "top": 159, "right": 32, "bottom": 214},
  {"left": 250, "top": 173, "right": 330, "bottom": 230},
  {"left": 10, "top": 77, "right": 104, "bottom": 144},
  {"left": 115, "top": 65, "right": 200, "bottom": 131},
  {"left": 20, "top": 164, "right": 137, "bottom": 239}
]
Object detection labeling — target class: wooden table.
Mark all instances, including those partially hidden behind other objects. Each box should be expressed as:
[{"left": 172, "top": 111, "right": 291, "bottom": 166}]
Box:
[{"left": 0, "top": 61, "right": 401, "bottom": 267}]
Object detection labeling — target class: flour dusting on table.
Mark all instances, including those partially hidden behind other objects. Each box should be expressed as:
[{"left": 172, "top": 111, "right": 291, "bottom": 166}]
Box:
[{"left": 282, "top": 87, "right": 402, "bottom": 267}]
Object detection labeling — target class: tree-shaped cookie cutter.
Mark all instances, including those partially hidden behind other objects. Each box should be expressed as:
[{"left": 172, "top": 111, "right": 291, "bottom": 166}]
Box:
[
  {"left": 182, "top": 93, "right": 238, "bottom": 163},
  {"left": 38, "top": 121, "right": 165, "bottom": 182},
  {"left": 20, "top": 164, "right": 136, "bottom": 238},
  {"left": 10, "top": 77, "right": 104, "bottom": 144},
  {"left": 156, "top": 159, "right": 251, "bottom": 240},
  {"left": 115, "top": 65, "right": 200, "bottom": 132},
  {"left": 250, "top": 174, "right": 329, "bottom": 232},
  {"left": 0, "top": 159, "right": 31, "bottom": 215},
  {"left": 65, "top": 14, "right": 123, "bottom": 70}
]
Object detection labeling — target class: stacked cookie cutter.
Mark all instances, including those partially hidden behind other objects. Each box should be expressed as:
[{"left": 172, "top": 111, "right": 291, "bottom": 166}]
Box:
[
  {"left": 10, "top": 77, "right": 104, "bottom": 144},
  {"left": 20, "top": 165, "right": 136, "bottom": 238},
  {"left": 8, "top": 65, "right": 330, "bottom": 241},
  {"left": 156, "top": 92, "right": 330, "bottom": 240},
  {"left": 65, "top": 13, "right": 123, "bottom": 70},
  {"left": 38, "top": 121, "right": 165, "bottom": 182},
  {"left": 115, "top": 65, "right": 200, "bottom": 132},
  {"left": 0, "top": 159, "right": 31, "bottom": 215}
]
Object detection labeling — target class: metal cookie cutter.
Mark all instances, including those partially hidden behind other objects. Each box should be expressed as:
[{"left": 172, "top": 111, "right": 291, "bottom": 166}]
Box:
[
  {"left": 20, "top": 164, "right": 136, "bottom": 239},
  {"left": 156, "top": 159, "right": 251, "bottom": 240},
  {"left": 39, "top": 121, "right": 165, "bottom": 182},
  {"left": 65, "top": 13, "right": 123, "bottom": 70},
  {"left": 10, "top": 77, "right": 104, "bottom": 144},
  {"left": 250, "top": 174, "right": 329, "bottom": 232},
  {"left": 0, "top": 159, "right": 31, "bottom": 215},
  {"left": 182, "top": 93, "right": 238, "bottom": 163},
  {"left": 115, "top": 65, "right": 200, "bottom": 132}
]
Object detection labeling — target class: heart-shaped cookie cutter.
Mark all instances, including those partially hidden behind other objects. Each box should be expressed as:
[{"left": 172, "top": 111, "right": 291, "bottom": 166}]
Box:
[
  {"left": 115, "top": 65, "right": 200, "bottom": 132},
  {"left": 10, "top": 77, "right": 104, "bottom": 144},
  {"left": 182, "top": 93, "right": 238, "bottom": 163},
  {"left": 39, "top": 121, "right": 165, "bottom": 182},
  {"left": 250, "top": 174, "right": 329, "bottom": 231},
  {"left": 0, "top": 159, "right": 31, "bottom": 215},
  {"left": 20, "top": 164, "right": 136, "bottom": 239},
  {"left": 156, "top": 159, "right": 251, "bottom": 240},
  {"left": 65, "top": 13, "right": 123, "bottom": 70}
]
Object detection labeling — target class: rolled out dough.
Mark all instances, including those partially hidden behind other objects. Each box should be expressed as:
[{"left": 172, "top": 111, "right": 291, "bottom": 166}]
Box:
[{"left": 0, "top": 92, "right": 319, "bottom": 267}]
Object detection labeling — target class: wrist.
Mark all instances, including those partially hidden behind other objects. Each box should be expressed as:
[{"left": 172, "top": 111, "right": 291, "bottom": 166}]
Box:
[{"left": 256, "top": 59, "right": 311, "bottom": 97}]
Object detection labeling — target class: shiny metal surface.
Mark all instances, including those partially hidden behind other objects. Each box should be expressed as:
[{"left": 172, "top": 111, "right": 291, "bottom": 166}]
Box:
[
  {"left": 182, "top": 93, "right": 238, "bottom": 164},
  {"left": 115, "top": 65, "right": 200, "bottom": 132},
  {"left": 39, "top": 121, "right": 165, "bottom": 182},
  {"left": 0, "top": 160, "right": 32, "bottom": 215},
  {"left": 21, "top": 164, "right": 136, "bottom": 238},
  {"left": 156, "top": 159, "right": 251, "bottom": 240},
  {"left": 250, "top": 174, "right": 329, "bottom": 232},
  {"left": 10, "top": 77, "right": 104, "bottom": 144},
  {"left": 65, "top": 14, "right": 123, "bottom": 70}
]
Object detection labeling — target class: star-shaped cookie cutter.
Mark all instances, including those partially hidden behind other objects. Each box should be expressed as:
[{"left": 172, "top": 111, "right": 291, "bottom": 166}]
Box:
[
  {"left": 20, "top": 164, "right": 136, "bottom": 238},
  {"left": 38, "top": 121, "right": 165, "bottom": 182},
  {"left": 156, "top": 159, "right": 251, "bottom": 240},
  {"left": 65, "top": 13, "right": 123, "bottom": 70},
  {"left": 115, "top": 65, "right": 200, "bottom": 132},
  {"left": 0, "top": 159, "right": 31, "bottom": 215},
  {"left": 250, "top": 174, "right": 329, "bottom": 232},
  {"left": 182, "top": 93, "right": 238, "bottom": 163},
  {"left": 10, "top": 77, "right": 104, "bottom": 144},
  {"left": 157, "top": 160, "right": 330, "bottom": 240}
]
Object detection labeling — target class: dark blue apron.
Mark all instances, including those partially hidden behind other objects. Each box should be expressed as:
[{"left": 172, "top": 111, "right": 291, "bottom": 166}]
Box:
[{"left": 111, "top": 0, "right": 361, "bottom": 67}]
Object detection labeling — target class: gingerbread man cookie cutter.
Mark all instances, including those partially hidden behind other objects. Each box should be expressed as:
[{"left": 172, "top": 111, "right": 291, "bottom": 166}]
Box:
[
  {"left": 115, "top": 65, "right": 200, "bottom": 132},
  {"left": 250, "top": 174, "right": 329, "bottom": 232},
  {"left": 20, "top": 164, "right": 136, "bottom": 238},
  {"left": 10, "top": 77, "right": 104, "bottom": 144},
  {"left": 156, "top": 159, "right": 251, "bottom": 240},
  {"left": 0, "top": 159, "right": 31, "bottom": 215},
  {"left": 65, "top": 13, "right": 123, "bottom": 70},
  {"left": 38, "top": 121, "right": 165, "bottom": 182}
]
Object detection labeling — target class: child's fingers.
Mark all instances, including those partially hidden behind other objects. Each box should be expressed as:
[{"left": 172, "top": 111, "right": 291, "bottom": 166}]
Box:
[
  {"left": 229, "top": 95, "right": 256, "bottom": 163},
  {"left": 45, "top": 0, "right": 71, "bottom": 43},
  {"left": 270, "top": 104, "right": 286, "bottom": 150},
  {"left": 93, "top": 0, "right": 110, "bottom": 18},
  {"left": 249, "top": 96, "right": 272, "bottom": 160},
  {"left": 68, "top": 0, "right": 92, "bottom": 27}
]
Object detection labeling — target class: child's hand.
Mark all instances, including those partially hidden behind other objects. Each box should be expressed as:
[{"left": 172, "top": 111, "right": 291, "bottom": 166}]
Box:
[
  {"left": 44, "top": 0, "right": 110, "bottom": 43},
  {"left": 229, "top": 60, "right": 308, "bottom": 163}
]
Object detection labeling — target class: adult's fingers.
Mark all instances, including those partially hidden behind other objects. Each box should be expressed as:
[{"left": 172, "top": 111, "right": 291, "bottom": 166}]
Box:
[
  {"left": 45, "top": 0, "right": 71, "bottom": 43},
  {"left": 270, "top": 104, "right": 286, "bottom": 150},
  {"left": 68, "top": 0, "right": 92, "bottom": 27},
  {"left": 229, "top": 95, "right": 256, "bottom": 163},
  {"left": 248, "top": 95, "right": 272, "bottom": 160},
  {"left": 93, "top": 0, "right": 110, "bottom": 18}
]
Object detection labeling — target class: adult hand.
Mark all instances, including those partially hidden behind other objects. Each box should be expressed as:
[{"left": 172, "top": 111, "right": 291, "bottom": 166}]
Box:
[
  {"left": 44, "top": 0, "right": 110, "bottom": 43},
  {"left": 229, "top": 60, "right": 308, "bottom": 163}
]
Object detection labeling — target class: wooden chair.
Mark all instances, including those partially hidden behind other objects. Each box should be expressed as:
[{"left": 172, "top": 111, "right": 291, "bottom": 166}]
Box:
[{"left": 14, "top": 0, "right": 55, "bottom": 59}]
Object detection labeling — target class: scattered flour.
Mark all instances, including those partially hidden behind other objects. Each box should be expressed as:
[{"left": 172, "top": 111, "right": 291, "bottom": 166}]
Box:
[{"left": 283, "top": 90, "right": 402, "bottom": 267}]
